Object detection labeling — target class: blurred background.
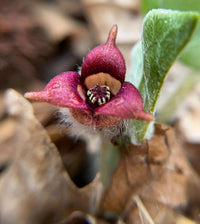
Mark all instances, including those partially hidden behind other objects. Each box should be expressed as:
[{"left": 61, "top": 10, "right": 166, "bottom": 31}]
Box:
[{"left": 0, "top": 0, "right": 200, "bottom": 186}]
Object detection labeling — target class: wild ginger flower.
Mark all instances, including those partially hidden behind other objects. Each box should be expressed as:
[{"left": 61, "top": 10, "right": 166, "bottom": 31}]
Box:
[{"left": 25, "top": 25, "right": 153, "bottom": 136}]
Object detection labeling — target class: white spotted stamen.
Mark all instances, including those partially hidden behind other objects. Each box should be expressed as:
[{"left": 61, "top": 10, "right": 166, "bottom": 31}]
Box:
[
  {"left": 91, "top": 96, "right": 97, "bottom": 103},
  {"left": 86, "top": 84, "right": 112, "bottom": 107}
]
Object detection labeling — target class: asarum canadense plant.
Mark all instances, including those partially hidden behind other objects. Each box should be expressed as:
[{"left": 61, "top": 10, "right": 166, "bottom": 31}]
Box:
[{"left": 24, "top": 25, "right": 153, "bottom": 137}]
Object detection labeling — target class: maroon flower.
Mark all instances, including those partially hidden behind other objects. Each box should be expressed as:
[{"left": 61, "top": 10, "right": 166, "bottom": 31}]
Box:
[{"left": 24, "top": 25, "right": 153, "bottom": 128}]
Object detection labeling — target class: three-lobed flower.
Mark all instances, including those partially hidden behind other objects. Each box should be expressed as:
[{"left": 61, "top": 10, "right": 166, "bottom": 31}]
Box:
[{"left": 25, "top": 25, "right": 153, "bottom": 130}]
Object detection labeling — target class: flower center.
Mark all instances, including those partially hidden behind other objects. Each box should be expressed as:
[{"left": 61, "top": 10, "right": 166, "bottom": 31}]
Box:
[{"left": 87, "top": 84, "right": 112, "bottom": 108}]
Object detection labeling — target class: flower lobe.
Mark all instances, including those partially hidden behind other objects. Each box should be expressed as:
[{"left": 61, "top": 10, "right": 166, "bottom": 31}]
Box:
[{"left": 81, "top": 25, "right": 126, "bottom": 83}]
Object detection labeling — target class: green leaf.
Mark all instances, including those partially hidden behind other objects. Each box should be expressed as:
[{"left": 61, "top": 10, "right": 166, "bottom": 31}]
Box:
[
  {"left": 142, "top": 0, "right": 200, "bottom": 15},
  {"left": 179, "top": 21, "right": 200, "bottom": 70},
  {"left": 131, "top": 9, "right": 199, "bottom": 144},
  {"left": 127, "top": 41, "right": 143, "bottom": 89},
  {"left": 141, "top": 0, "right": 200, "bottom": 70}
]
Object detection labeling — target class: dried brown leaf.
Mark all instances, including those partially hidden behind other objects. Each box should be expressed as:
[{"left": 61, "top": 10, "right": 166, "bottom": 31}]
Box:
[
  {"left": 102, "top": 124, "right": 169, "bottom": 215},
  {"left": 0, "top": 117, "right": 17, "bottom": 165},
  {"left": 127, "top": 197, "right": 196, "bottom": 224},
  {"left": 61, "top": 211, "right": 110, "bottom": 224},
  {"left": 101, "top": 123, "right": 200, "bottom": 223},
  {"left": 0, "top": 89, "right": 102, "bottom": 224}
]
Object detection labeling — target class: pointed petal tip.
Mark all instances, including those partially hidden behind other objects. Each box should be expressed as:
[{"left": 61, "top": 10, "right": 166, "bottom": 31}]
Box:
[
  {"left": 24, "top": 72, "right": 91, "bottom": 110},
  {"left": 111, "top": 24, "right": 118, "bottom": 34},
  {"left": 24, "top": 92, "right": 30, "bottom": 98},
  {"left": 24, "top": 91, "right": 44, "bottom": 100},
  {"left": 137, "top": 111, "right": 154, "bottom": 122},
  {"left": 107, "top": 24, "right": 118, "bottom": 46},
  {"left": 81, "top": 24, "right": 126, "bottom": 83}
]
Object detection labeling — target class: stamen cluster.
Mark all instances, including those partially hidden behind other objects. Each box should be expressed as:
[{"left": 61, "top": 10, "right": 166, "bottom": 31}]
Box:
[{"left": 87, "top": 84, "right": 111, "bottom": 108}]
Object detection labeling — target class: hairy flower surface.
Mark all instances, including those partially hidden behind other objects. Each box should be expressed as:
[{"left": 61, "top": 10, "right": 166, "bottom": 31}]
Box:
[{"left": 24, "top": 25, "right": 153, "bottom": 129}]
